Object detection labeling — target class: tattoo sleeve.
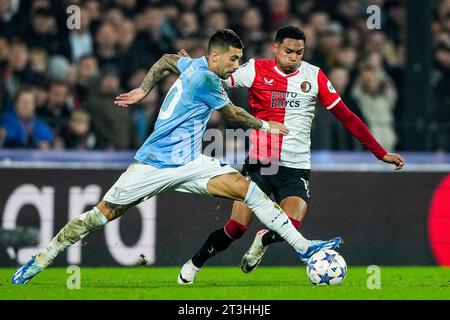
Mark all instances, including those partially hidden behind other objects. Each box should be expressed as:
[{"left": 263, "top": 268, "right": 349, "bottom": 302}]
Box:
[
  {"left": 219, "top": 102, "right": 263, "bottom": 130},
  {"left": 140, "top": 54, "right": 181, "bottom": 94}
]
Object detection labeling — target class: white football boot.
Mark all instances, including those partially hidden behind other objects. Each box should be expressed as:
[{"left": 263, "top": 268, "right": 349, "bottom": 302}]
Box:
[
  {"left": 177, "top": 259, "right": 200, "bottom": 285},
  {"left": 240, "top": 229, "right": 269, "bottom": 273}
]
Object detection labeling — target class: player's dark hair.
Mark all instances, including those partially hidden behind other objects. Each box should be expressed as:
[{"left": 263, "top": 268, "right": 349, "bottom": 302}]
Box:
[
  {"left": 275, "top": 26, "right": 306, "bottom": 44},
  {"left": 208, "top": 29, "right": 243, "bottom": 53}
]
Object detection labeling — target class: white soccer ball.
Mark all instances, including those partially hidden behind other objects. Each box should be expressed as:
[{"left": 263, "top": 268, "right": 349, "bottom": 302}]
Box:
[{"left": 306, "top": 249, "right": 347, "bottom": 285}]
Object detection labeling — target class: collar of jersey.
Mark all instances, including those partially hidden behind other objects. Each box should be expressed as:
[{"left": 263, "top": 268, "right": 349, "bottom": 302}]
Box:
[
  {"left": 273, "top": 63, "right": 301, "bottom": 78},
  {"left": 201, "top": 56, "right": 208, "bottom": 67}
]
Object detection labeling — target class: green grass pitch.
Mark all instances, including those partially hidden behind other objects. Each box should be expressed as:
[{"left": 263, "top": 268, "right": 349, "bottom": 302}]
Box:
[{"left": 1, "top": 266, "right": 450, "bottom": 300}]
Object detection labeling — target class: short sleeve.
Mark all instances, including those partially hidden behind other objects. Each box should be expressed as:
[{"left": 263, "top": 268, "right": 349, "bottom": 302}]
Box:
[
  {"left": 177, "top": 57, "right": 193, "bottom": 73},
  {"left": 317, "top": 68, "right": 342, "bottom": 110},
  {"left": 222, "top": 59, "right": 256, "bottom": 89},
  {"left": 197, "top": 73, "right": 230, "bottom": 110}
]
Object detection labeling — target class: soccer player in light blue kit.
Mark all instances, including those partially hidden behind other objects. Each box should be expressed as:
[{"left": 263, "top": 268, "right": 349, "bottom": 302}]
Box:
[{"left": 12, "top": 29, "right": 341, "bottom": 285}]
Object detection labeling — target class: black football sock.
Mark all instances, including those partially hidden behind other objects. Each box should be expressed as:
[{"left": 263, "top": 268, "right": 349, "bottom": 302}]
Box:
[
  {"left": 261, "top": 230, "right": 284, "bottom": 246},
  {"left": 191, "top": 228, "right": 234, "bottom": 268}
]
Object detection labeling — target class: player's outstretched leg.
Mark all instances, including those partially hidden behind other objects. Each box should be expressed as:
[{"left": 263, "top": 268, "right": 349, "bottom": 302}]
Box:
[
  {"left": 240, "top": 181, "right": 342, "bottom": 261},
  {"left": 207, "top": 175, "right": 342, "bottom": 265},
  {"left": 11, "top": 206, "right": 108, "bottom": 285}
]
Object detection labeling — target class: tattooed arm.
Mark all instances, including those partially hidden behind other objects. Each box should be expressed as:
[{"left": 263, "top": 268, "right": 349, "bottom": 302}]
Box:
[
  {"left": 114, "top": 54, "right": 181, "bottom": 107},
  {"left": 140, "top": 54, "right": 181, "bottom": 93},
  {"left": 219, "top": 102, "right": 289, "bottom": 134}
]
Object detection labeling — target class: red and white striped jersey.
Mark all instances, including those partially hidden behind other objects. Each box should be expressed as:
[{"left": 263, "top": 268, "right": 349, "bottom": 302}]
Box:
[{"left": 224, "top": 59, "right": 342, "bottom": 169}]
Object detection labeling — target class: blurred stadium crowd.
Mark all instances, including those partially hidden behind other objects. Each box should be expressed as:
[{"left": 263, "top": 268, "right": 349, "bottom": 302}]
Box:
[{"left": 0, "top": 0, "right": 449, "bottom": 152}]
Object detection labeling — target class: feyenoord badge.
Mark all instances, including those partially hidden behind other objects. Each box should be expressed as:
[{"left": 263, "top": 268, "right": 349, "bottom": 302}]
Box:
[{"left": 301, "top": 81, "right": 311, "bottom": 93}]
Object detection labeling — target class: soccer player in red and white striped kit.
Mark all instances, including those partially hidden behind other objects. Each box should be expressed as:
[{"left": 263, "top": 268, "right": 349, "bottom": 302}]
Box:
[{"left": 178, "top": 26, "right": 405, "bottom": 284}]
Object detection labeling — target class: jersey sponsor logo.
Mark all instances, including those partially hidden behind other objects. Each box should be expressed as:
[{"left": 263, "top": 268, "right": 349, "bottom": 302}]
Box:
[
  {"left": 264, "top": 77, "right": 274, "bottom": 85},
  {"left": 271, "top": 91, "right": 302, "bottom": 108},
  {"left": 300, "top": 81, "right": 311, "bottom": 93},
  {"left": 272, "top": 91, "right": 299, "bottom": 99},
  {"left": 327, "top": 80, "right": 336, "bottom": 93},
  {"left": 271, "top": 99, "right": 302, "bottom": 108}
]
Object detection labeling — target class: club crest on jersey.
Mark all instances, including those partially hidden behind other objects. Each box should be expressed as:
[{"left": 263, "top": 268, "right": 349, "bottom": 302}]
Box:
[{"left": 300, "top": 81, "right": 311, "bottom": 93}]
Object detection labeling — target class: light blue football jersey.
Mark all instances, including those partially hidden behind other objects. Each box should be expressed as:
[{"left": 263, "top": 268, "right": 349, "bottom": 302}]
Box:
[{"left": 134, "top": 56, "right": 230, "bottom": 168}]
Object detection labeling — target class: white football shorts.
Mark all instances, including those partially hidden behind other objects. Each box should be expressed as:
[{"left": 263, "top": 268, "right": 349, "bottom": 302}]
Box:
[{"left": 103, "top": 154, "right": 237, "bottom": 205}]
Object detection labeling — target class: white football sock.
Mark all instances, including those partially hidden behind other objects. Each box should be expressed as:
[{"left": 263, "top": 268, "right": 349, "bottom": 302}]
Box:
[
  {"left": 243, "top": 181, "right": 309, "bottom": 252},
  {"left": 35, "top": 207, "right": 108, "bottom": 268}
]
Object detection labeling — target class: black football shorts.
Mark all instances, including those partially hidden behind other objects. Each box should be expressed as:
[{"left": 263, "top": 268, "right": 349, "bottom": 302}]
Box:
[{"left": 242, "top": 158, "right": 311, "bottom": 204}]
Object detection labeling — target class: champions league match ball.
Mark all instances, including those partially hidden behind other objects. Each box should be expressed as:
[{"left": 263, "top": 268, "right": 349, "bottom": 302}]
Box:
[{"left": 306, "top": 249, "right": 347, "bottom": 286}]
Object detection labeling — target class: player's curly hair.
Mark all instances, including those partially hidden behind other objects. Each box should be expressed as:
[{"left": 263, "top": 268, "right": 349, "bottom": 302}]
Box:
[
  {"left": 275, "top": 26, "right": 306, "bottom": 44},
  {"left": 208, "top": 29, "right": 244, "bottom": 53}
]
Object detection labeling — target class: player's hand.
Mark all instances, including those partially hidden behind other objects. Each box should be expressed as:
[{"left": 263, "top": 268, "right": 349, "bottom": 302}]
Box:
[
  {"left": 267, "top": 121, "right": 289, "bottom": 135},
  {"left": 114, "top": 88, "right": 147, "bottom": 107},
  {"left": 382, "top": 153, "right": 405, "bottom": 171},
  {"left": 177, "top": 49, "right": 190, "bottom": 57}
]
